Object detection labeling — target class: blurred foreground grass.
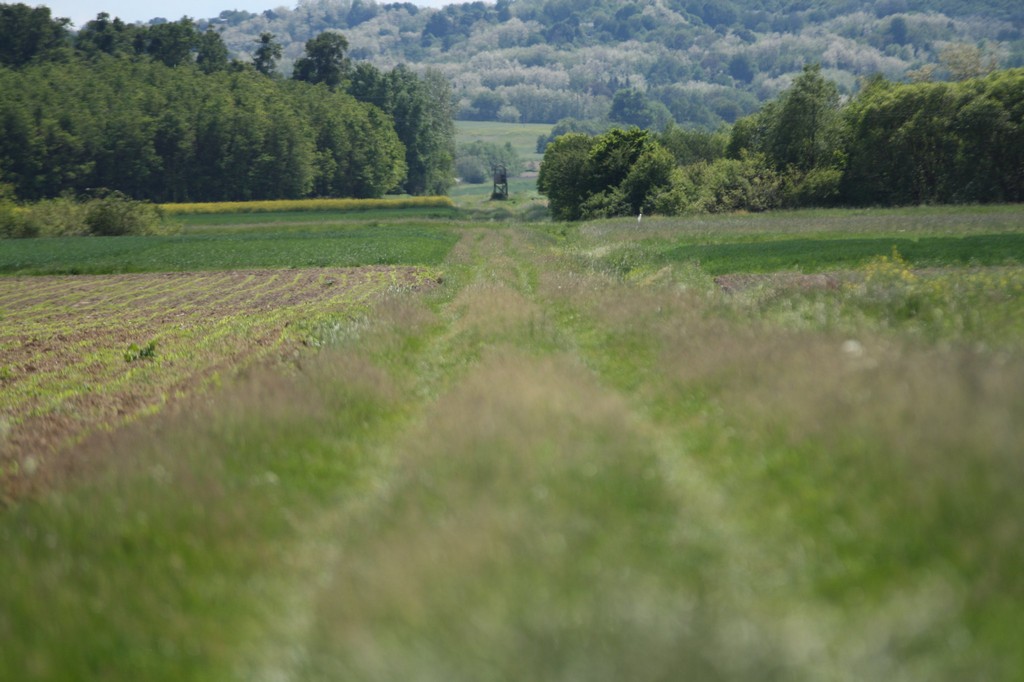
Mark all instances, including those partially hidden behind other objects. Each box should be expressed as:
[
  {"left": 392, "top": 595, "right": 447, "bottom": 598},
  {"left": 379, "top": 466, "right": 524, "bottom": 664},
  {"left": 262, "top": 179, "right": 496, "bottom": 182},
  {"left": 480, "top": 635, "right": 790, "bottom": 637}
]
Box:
[{"left": 2, "top": 209, "right": 1023, "bottom": 680}]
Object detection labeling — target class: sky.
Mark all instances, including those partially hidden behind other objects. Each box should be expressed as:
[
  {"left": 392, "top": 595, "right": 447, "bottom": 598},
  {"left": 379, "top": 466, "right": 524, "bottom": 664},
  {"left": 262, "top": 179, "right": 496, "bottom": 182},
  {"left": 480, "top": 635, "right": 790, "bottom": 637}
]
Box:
[{"left": 40, "top": 1, "right": 459, "bottom": 29}]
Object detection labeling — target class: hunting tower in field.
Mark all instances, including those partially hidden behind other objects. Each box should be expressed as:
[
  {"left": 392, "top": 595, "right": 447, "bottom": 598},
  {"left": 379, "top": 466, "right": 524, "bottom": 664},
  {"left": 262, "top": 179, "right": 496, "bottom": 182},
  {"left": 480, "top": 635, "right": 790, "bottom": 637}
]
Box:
[{"left": 491, "top": 163, "right": 509, "bottom": 200}]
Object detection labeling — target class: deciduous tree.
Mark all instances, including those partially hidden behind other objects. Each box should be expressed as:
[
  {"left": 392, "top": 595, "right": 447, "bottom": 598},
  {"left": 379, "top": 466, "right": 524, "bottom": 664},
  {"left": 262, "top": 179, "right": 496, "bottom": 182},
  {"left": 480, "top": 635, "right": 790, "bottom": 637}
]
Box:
[
  {"left": 75, "top": 13, "right": 137, "bottom": 58},
  {"left": 138, "top": 18, "right": 201, "bottom": 68},
  {"left": 0, "top": 3, "right": 70, "bottom": 67},
  {"left": 196, "top": 29, "right": 229, "bottom": 73},
  {"left": 252, "top": 32, "right": 282, "bottom": 76},
  {"left": 293, "top": 31, "right": 350, "bottom": 88},
  {"left": 537, "top": 133, "right": 594, "bottom": 220}
]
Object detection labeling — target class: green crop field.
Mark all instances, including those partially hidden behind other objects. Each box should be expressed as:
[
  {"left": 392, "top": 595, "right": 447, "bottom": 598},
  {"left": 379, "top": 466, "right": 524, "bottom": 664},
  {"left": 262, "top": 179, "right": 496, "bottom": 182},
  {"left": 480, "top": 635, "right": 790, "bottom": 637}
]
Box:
[
  {"left": 2, "top": 203, "right": 1023, "bottom": 681},
  {"left": 0, "top": 223, "right": 458, "bottom": 275}
]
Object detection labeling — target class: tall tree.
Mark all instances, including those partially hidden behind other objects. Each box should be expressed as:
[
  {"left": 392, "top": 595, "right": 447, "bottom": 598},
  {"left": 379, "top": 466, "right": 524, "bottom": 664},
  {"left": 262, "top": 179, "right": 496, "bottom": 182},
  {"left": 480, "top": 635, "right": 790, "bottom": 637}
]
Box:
[
  {"left": 252, "top": 32, "right": 282, "bottom": 76},
  {"left": 138, "top": 18, "right": 200, "bottom": 68},
  {"left": 363, "top": 65, "right": 455, "bottom": 195},
  {"left": 0, "top": 3, "right": 70, "bottom": 67},
  {"left": 293, "top": 81, "right": 405, "bottom": 198},
  {"left": 348, "top": 61, "right": 386, "bottom": 104},
  {"left": 840, "top": 71, "right": 1024, "bottom": 205},
  {"left": 658, "top": 125, "right": 727, "bottom": 166},
  {"left": 586, "top": 127, "right": 650, "bottom": 197},
  {"left": 537, "top": 133, "right": 595, "bottom": 221},
  {"left": 293, "top": 31, "right": 350, "bottom": 88},
  {"left": 609, "top": 88, "right": 673, "bottom": 131},
  {"left": 75, "top": 12, "right": 137, "bottom": 58},
  {"left": 195, "top": 29, "right": 229, "bottom": 74},
  {"left": 416, "top": 68, "right": 456, "bottom": 195},
  {"left": 766, "top": 64, "right": 842, "bottom": 172},
  {"left": 619, "top": 142, "right": 676, "bottom": 214},
  {"left": 727, "top": 62, "right": 843, "bottom": 202},
  {"left": 0, "top": 57, "right": 415, "bottom": 202}
]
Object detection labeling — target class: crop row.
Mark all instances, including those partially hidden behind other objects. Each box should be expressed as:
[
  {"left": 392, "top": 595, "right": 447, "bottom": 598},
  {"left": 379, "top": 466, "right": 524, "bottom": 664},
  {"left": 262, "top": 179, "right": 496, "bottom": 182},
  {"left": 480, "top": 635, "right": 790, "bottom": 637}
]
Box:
[{"left": 0, "top": 266, "right": 441, "bottom": 500}]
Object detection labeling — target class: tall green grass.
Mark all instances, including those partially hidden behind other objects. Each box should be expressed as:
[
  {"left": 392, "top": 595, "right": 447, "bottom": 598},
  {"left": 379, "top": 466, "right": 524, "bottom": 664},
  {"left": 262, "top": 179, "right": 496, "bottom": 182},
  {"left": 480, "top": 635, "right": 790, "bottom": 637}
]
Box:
[{"left": 0, "top": 350, "right": 411, "bottom": 680}]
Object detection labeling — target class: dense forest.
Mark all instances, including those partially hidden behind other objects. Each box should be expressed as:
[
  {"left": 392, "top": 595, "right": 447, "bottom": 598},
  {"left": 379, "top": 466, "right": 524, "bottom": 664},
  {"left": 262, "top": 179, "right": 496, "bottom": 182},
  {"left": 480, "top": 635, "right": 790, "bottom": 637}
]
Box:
[
  {"left": 0, "top": 3, "right": 455, "bottom": 203},
  {"left": 538, "top": 65, "right": 1024, "bottom": 218},
  {"left": 175, "top": 0, "right": 1024, "bottom": 129}
]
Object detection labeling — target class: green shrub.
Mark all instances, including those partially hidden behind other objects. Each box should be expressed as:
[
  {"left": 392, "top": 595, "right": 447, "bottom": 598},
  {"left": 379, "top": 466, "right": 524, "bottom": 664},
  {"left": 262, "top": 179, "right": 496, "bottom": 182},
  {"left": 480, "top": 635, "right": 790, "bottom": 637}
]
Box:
[
  {"left": 650, "top": 166, "right": 701, "bottom": 215},
  {"left": 619, "top": 143, "right": 676, "bottom": 214},
  {"left": 579, "top": 188, "right": 628, "bottom": 220},
  {"left": 455, "top": 156, "right": 490, "bottom": 184},
  {"left": 455, "top": 141, "right": 522, "bottom": 185},
  {"left": 124, "top": 341, "right": 157, "bottom": 363},
  {"left": 781, "top": 166, "right": 843, "bottom": 208},
  {"left": 84, "top": 192, "right": 164, "bottom": 236},
  {"left": 653, "top": 155, "right": 775, "bottom": 214},
  {"left": 24, "top": 195, "right": 89, "bottom": 237},
  {"left": 3, "top": 193, "right": 170, "bottom": 238},
  {"left": 0, "top": 201, "right": 37, "bottom": 238},
  {"left": 0, "top": 183, "right": 36, "bottom": 238}
]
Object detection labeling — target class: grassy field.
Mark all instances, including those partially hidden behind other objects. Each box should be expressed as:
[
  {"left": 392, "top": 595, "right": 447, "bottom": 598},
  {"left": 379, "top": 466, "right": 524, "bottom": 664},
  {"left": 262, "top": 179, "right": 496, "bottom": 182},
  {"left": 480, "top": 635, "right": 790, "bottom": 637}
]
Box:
[
  {"left": 2, "top": 204, "right": 1023, "bottom": 680},
  {"left": 456, "top": 120, "right": 552, "bottom": 166},
  {"left": 453, "top": 120, "right": 548, "bottom": 211}
]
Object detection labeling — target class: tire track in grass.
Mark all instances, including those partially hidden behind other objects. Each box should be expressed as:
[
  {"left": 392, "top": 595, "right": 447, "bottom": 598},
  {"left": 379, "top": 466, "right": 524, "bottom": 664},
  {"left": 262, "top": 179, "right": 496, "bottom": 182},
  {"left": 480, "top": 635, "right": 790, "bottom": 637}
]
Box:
[
  {"left": 261, "top": 226, "right": 979, "bottom": 680},
  {"left": 236, "top": 228, "right": 545, "bottom": 680},
  {"left": 532, "top": 247, "right": 987, "bottom": 678},
  {"left": 238, "top": 228, "right": 822, "bottom": 680}
]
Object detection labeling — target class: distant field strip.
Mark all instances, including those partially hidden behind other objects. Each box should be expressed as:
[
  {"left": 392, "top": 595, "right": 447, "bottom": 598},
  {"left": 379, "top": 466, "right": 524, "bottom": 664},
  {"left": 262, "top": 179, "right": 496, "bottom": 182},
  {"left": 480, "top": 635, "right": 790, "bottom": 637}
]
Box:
[
  {"left": 159, "top": 196, "right": 455, "bottom": 215},
  {"left": 669, "top": 233, "right": 1024, "bottom": 274},
  {"left": 0, "top": 266, "right": 440, "bottom": 498},
  {"left": 0, "top": 224, "right": 459, "bottom": 276}
]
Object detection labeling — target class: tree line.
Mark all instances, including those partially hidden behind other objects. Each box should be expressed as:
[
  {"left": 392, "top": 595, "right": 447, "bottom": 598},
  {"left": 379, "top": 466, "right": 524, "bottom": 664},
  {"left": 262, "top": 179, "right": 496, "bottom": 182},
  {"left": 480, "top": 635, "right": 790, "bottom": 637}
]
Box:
[
  {"left": 538, "top": 66, "right": 1024, "bottom": 219},
  {"left": 0, "top": 3, "right": 454, "bottom": 203}
]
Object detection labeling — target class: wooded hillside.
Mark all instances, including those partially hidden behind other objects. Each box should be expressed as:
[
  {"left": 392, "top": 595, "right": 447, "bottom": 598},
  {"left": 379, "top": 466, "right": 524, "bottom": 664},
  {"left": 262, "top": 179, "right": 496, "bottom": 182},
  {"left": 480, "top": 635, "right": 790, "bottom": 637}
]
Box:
[{"left": 184, "top": 0, "right": 1023, "bottom": 129}]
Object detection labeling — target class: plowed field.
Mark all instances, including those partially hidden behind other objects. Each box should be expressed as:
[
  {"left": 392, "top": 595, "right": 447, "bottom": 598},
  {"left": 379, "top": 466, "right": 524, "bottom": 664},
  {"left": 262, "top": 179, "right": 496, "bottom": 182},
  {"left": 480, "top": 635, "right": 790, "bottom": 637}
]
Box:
[{"left": 0, "top": 266, "right": 439, "bottom": 499}]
